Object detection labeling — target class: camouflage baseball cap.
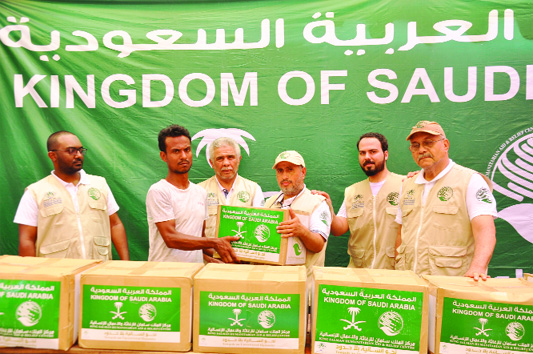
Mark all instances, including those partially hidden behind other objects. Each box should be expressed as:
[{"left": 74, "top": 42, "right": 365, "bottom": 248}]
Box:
[
  {"left": 406, "top": 121, "right": 446, "bottom": 140},
  {"left": 272, "top": 150, "right": 306, "bottom": 169}
]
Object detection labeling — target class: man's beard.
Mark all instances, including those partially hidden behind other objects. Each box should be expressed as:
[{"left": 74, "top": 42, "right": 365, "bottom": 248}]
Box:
[{"left": 360, "top": 159, "right": 385, "bottom": 177}]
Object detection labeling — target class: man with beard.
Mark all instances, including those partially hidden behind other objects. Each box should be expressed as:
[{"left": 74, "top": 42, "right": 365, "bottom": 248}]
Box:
[
  {"left": 146, "top": 125, "right": 240, "bottom": 263},
  {"left": 199, "top": 137, "right": 264, "bottom": 239},
  {"left": 14, "top": 131, "right": 129, "bottom": 260},
  {"left": 395, "top": 121, "right": 496, "bottom": 280},
  {"left": 264, "top": 150, "right": 331, "bottom": 280},
  {"left": 313, "top": 133, "right": 403, "bottom": 269}
]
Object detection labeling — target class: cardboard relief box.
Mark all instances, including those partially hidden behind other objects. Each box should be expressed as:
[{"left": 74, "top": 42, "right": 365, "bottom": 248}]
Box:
[
  {"left": 0, "top": 255, "right": 100, "bottom": 350},
  {"left": 525, "top": 273, "right": 533, "bottom": 282},
  {"left": 215, "top": 205, "right": 306, "bottom": 265},
  {"left": 311, "top": 267, "right": 429, "bottom": 354},
  {"left": 424, "top": 276, "right": 533, "bottom": 354},
  {"left": 193, "top": 263, "right": 307, "bottom": 354},
  {"left": 79, "top": 260, "right": 203, "bottom": 352}
]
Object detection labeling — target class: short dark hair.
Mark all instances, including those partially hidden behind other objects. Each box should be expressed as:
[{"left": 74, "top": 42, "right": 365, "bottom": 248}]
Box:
[
  {"left": 357, "top": 132, "right": 388, "bottom": 152},
  {"left": 158, "top": 125, "right": 191, "bottom": 152},
  {"left": 47, "top": 131, "right": 75, "bottom": 151}
]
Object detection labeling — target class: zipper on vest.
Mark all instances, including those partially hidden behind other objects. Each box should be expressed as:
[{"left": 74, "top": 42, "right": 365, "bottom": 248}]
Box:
[
  {"left": 77, "top": 213, "right": 87, "bottom": 259},
  {"left": 413, "top": 204, "right": 424, "bottom": 274},
  {"left": 371, "top": 196, "right": 377, "bottom": 269}
]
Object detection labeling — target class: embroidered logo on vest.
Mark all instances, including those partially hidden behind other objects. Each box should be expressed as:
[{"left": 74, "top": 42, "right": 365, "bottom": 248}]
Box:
[
  {"left": 403, "top": 189, "right": 415, "bottom": 206},
  {"left": 351, "top": 194, "right": 364, "bottom": 209},
  {"left": 88, "top": 187, "right": 101, "bottom": 200},
  {"left": 476, "top": 188, "right": 493, "bottom": 203},
  {"left": 207, "top": 192, "right": 218, "bottom": 206},
  {"left": 437, "top": 186, "right": 453, "bottom": 201},
  {"left": 43, "top": 191, "right": 62, "bottom": 208},
  {"left": 387, "top": 192, "right": 399, "bottom": 206},
  {"left": 237, "top": 190, "right": 250, "bottom": 203}
]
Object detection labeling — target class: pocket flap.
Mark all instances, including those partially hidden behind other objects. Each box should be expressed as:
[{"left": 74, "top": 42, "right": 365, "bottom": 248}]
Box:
[
  {"left": 40, "top": 239, "right": 70, "bottom": 255},
  {"left": 397, "top": 244, "right": 406, "bottom": 254},
  {"left": 401, "top": 208, "right": 413, "bottom": 217},
  {"left": 434, "top": 257, "right": 463, "bottom": 268},
  {"left": 385, "top": 206, "right": 398, "bottom": 216},
  {"left": 352, "top": 248, "right": 365, "bottom": 258},
  {"left": 88, "top": 197, "right": 107, "bottom": 211},
  {"left": 347, "top": 207, "right": 364, "bottom": 218},
  {"left": 93, "top": 236, "right": 110, "bottom": 247},
  {"left": 429, "top": 246, "right": 467, "bottom": 257},
  {"left": 386, "top": 246, "right": 396, "bottom": 257},
  {"left": 433, "top": 205, "right": 458, "bottom": 215}
]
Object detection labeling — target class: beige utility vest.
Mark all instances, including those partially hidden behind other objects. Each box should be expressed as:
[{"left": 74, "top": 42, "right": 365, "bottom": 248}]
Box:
[
  {"left": 265, "top": 188, "right": 327, "bottom": 279},
  {"left": 396, "top": 164, "right": 484, "bottom": 276},
  {"left": 345, "top": 173, "right": 403, "bottom": 269},
  {"left": 27, "top": 174, "right": 111, "bottom": 260},
  {"left": 199, "top": 175, "right": 259, "bottom": 238}
]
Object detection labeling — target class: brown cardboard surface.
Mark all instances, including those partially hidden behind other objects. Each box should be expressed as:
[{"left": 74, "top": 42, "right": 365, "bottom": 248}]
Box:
[
  {"left": 424, "top": 276, "right": 533, "bottom": 354},
  {"left": 0, "top": 256, "right": 101, "bottom": 351},
  {"left": 193, "top": 264, "right": 307, "bottom": 354},
  {"left": 79, "top": 261, "right": 203, "bottom": 352},
  {"left": 311, "top": 267, "right": 429, "bottom": 354},
  {"left": 525, "top": 273, "right": 533, "bottom": 282}
]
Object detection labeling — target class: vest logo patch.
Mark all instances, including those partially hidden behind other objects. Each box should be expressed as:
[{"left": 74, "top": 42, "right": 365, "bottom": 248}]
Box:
[
  {"left": 437, "top": 186, "right": 453, "bottom": 201},
  {"left": 237, "top": 190, "right": 250, "bottom": 203},
  {"left": 387, "top": 192, "right": 399, "bottom": 206},
  {"left": 403, "top": 189, "right": 415, "bottom": 206},
  {"left": 207, "top": 192, "right": 218, "bottom": 206},
  {"left": 476, "top": 188, "right": 493, "bottom": 203},
  {"left": 88, "top": 187, "right": 101, "bottom": 200},
  {"left": 43, "top": 191, "right": 62, "bottom": 208},
  {"left": 351, "top": 194, "right": 364, "bottom": 209}
]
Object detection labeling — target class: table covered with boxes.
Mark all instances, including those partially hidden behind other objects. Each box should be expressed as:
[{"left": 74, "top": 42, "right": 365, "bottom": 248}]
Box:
[{"left": 1, "top": 255, "right": 533, "bottom": 354}]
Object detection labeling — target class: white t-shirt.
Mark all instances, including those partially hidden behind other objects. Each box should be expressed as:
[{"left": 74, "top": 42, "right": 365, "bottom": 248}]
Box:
[
  {"left": 337, "top": 179, "right": 386, "bottom": 218},
  {"left": 395, "top": 160, "right": 497, "bottom": 224},
  {"left": 14, "top": 170, "right": 119, "bottom": 226},
  {"left": 146, "top": 179, "right": 208, "bottom": 263}
]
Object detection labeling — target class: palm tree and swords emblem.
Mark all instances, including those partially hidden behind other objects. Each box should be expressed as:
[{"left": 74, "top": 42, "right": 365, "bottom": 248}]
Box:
[
  {"left": 340, "top": 307, "right": 366, "bottom": 331},
  {"left": 474, "top": 318, "right": 492, "bottom": 337}
]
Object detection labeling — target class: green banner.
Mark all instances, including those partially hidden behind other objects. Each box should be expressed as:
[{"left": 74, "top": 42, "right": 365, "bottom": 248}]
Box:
[{"left": 1, "top": 0, "right": 532, "bottom": 276}]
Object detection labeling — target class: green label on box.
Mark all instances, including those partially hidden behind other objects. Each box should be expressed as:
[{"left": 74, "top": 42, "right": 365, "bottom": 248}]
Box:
[
  {"left": 440, "top": 297, "right": 533, "bottom": 353},
  {"left": 0, "top": 279, "right": 61, "bottom": 339},
  {"left": 81, "top": 285, "right": 181, "bottom": 343},
  {"left": 315, "top": 285, "right": 423, "bottom": 353},
  {"left": 199, "top": 291, "right": 300, "bottom": 349},
  {"left": 218, "top": 206, "right": 285, "bottom": 261}
]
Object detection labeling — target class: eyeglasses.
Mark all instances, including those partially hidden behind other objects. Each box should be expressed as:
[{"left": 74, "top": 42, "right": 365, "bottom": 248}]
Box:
[
  {"left": 50, "top": 147, "right": 87, "bottom": 155},
  {"left": 409, "top": 138, "right": 444, "bottom": 152}
]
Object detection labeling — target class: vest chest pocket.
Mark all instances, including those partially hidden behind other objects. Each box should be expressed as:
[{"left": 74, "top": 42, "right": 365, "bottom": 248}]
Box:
[
  {"left": 88, "top": 197, "right": 107, "bottom": 211},
  {"left": 349, "top": 248, "right": 366, "bottom": 267},
  {"left": 92, "top": 236, "right": 110, "bottom": 260},
  {"left": 346, "top": 207, "right": 364, "bottom": 218},
  {"left": 433, "top": 205, "right": 459, "bottom": 215},
  {"left": 39, "top": 239, "right": 70, "bottom": 258},
  {"left": 39, "top": 202, "right": 64, "bottom": 218},
  {"left": 208, "top": 204, "right": 219, "bottom": 217},
  {"left": 428, "top": 245, "right": 468, "bottom": 276}
]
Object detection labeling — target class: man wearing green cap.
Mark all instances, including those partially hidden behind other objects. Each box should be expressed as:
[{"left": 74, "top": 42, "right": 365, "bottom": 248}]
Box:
[
  {"left": 265, "top": 150, "right": 331, "bottom": 279},
  {"left": 395, "top": 121, "right": 497, "bottom": 280}
]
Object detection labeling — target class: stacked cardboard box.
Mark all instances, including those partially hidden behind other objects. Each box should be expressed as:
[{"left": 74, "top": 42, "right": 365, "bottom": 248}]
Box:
[
  {"left": 425, "top": 276, "right": 533, "bottom": 354},
  {"left": 79, "top": 260, "right": 203, "bottom": 352},
  {"left": 0, "top": 256, "right": 100, "bottom": 350},
  {"left": 193, "top": 263, "right": 307, "bottom": 353},
  {"left": 312, "top": 267, "right": 429, "bottom": 354}
]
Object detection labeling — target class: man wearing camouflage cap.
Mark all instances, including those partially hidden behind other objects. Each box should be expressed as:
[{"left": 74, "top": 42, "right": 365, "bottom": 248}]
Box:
[
  {"left": 395, "top": 121, "right": 497, "bottom": 280},
  {"left": 265, "top": 150, "right": 331, "bottom": 279}
]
